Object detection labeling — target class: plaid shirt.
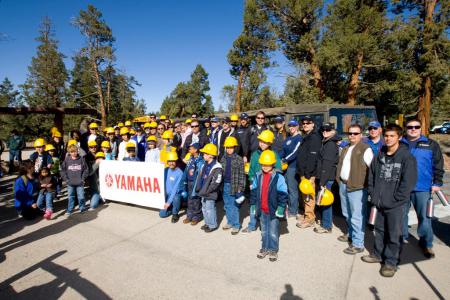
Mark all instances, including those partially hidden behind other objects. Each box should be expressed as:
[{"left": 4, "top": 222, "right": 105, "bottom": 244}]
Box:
[{"left": 220, "top": 153, "right": 246, "bottom": 195}]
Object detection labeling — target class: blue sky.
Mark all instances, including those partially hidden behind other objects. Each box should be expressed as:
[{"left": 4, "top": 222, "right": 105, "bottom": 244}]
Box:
[{"left": 0, "top": 0, "right": 294, "bottom": 113}]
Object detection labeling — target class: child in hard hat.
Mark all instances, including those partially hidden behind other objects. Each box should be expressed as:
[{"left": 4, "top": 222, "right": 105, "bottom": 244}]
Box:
[
  {"left": 145, "top": 136, "right": 161, "bottom": 163},
  {"left": 29, "top": 138, "right": 53, "bottom": 177},
  {"left": 118, "top": 127, "right": 137, "bottom": 161},
  {"left": 105, "top": 127, "right": 119, "bottom": 160},
  {"left": 220, "top": 136, "right": 246, "bottom": 235},
  {"left": 160, "top": 130, "right": 176, "bottom": 166},
  {"left": 100, "top": 140, "right": 113, "bottom": 160},
  {"left": 37, "top": 167, "right": 56, "bottom": 220},
  {"left": 45, "top": 143, "right": 62, "bottom": 198},
  {"left": 61, "top": 144, "right": 89, "bottom": 215},
  {"left": 243, "top": 130, "right": 282, "bottom": 233},
  {"left": 132, "top": 127, "right": 147, "bottom": 162},
  {"left": 159, "top": 152, "right": 184, "bottom": 222},
  {"left": 181, "top": 143, "right": 205, "bottom": 225},
  {"left": 123, "top": 143, "right": 140, "bottom": 161},
  {"left": 250, "top": 150, "right": 288, "bottom": 262},
  {"left": 195, "top": 143, "right": 223, "bottom": 233}
]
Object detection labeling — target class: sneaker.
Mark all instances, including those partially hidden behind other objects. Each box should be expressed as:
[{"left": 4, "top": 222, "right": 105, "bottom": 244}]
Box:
[
  {"left": 268, "top": 251, "right": 278, "bottom": 262},
  {"left": 204, "top": 226, "right": 217, "bottom": 233},
  {"left": 257, "top": 249, "right": 268, "bottom": 259},
  {"left": 402, "top": 239, "right": 409, "bottom": 244},
  {"left": 183, "top": 218, "right": 191, "bottom": 224},
  {"left": 222, "top": 224, "right": 232, "bottom": 230},
  {"left": 231, "top": 228, "right": 239, "bottom": 235},
  {"left": 337, "top": 234, "right": 351, "bottom": 243},
  {"left": 380, "top": 264, "right": 397, "bottom": 277},
  {"left": 200, "top": 224, "right": 208, "bottom": 230},
  {"left": 343, "top": 245, "right": 364, "bottom": 255},
  {"left": 65, "top": 212, "right": 72, "bottom": 217},
  {"left": 241, "top": 227, "right": 253, "bottom": 233},
  {"left": 191, "top": 220, "right": 200, "bottom": 226},
  {"left": 296, "top": 220, "right": 314, "bottom": 229},
  {"left": 171, "top": 214, "right": 180, "bottom": 223},
  {"left": 314, "top": 226, "right": 332, "bottom": 234},
  {"left": 423, "top": 247, "right": 435, "bottom": 259},
  {"left": 361, "top": 254, "right": 382, "bottom": 263},
  {"left": 44, "top": 210, "right": 52, "bottom": 220}
]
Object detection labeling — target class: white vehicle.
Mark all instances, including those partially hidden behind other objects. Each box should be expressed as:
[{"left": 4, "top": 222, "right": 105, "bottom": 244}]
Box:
[{"left": 431, "top": 121, "right": 450, "bottom": 133}]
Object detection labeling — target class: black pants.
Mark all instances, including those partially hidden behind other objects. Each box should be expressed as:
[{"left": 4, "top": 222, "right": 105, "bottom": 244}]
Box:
[
  {"left": 186, "top": 181, "right": 202, "bottom": 221},
  {"left": 374, "top": 205, "right": 405, "bottom": 266}
]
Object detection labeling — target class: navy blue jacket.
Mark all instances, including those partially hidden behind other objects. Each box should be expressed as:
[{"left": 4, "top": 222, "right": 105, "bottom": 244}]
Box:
[
  {"left": 402, "top": 136, "right": 444, "bottom": 192},
  {"left": 281, "top": 134, "right": 302, "bottom": 169},
  {"left": 132, "top": 135, "right": 147, "bottom": 162},
  {"left": 250, "top": 171, "right": 288, "bottom": 219}
]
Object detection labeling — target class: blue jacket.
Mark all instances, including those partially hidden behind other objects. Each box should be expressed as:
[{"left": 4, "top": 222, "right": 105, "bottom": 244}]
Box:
[
  {"left": 180, "top": 155, "right": 205, "bottom": 198},
  {"left": 281, "top": 134, "right": 302, "bottom": 168},
  {"left": 164, "top": 167, "right": 183, "bottom": 205},
  {"left": 14, "top": 176, "right": 36, "bottom": 211},
  {"left": 250, "top": 171, "right": 288, "bottom": 219},
  {"left": 402, "top": 135, "right": 444, "bottom": 192},
  {"left": 363, "top": 136, "right": 385, "bottom": 156},
  {"left": 29, "top": 152, "right": 53, "bottom": 173},
  {"left": 132, "top": 135, "right": 147, "bottom": 162}
]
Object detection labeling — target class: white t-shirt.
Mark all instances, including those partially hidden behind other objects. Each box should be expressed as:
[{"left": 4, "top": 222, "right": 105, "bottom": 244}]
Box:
[{"left": 340, "top": 145, "right": 373, "bottom": 181}]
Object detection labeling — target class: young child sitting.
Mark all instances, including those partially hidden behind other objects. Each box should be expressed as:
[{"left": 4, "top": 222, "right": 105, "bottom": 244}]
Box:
[
  {"left": 14, "top": 161, "right": 40, "bottom": 220},
  {"left": 37, "top": 167, "right": 57, "bottom": 220},
  {"left": 250, "top": 150, "right": 288, "bottom": 262}
]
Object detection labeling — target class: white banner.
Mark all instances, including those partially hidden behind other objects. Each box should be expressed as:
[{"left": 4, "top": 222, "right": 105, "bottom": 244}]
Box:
[{"left": 99, "top": 160, "right": 165, "bottom": 209}]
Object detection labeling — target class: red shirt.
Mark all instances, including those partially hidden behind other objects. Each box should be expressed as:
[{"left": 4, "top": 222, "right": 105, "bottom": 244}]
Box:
[{"left": 261, "top": 172, "right": 271, "bottom": 213}]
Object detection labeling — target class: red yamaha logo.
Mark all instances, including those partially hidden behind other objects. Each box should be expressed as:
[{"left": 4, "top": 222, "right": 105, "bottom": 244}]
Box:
[{"left": 105, "top": 174, "right": 113, "bottom": 187}]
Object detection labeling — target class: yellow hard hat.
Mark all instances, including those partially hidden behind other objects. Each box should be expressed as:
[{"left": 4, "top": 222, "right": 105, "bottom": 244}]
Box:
[
  {"left": 170, "top": 119, "right": 174, "bottom": 123},
  {"left": 161, "top": 130, "right": 173, "bottom": 140},
  {"left": 184, "top": 153, "right": 191, "bottom": 161},
  {"left": 258, "top": 130, "right": 275, "bottom": 144},
  {"left": 200, "top": 143, "right": 218, "bottom": 156},
  {"left": 125, "top": 120, "right": 132, "bottom": 126},
  {"left": 52, "top": 131, "right": 62, "bottom": 138},
  {"left": 106, "top": 127, "right": 115, "bottom": 134},
  {"left": 299, "top": 178, "right": 315, "bottom": 195},
  {"left": 89, "top": 122, "right": 98, "bottom": 129},
  {"left": 166, "top": 151, "right": 178, "bottom": 162},
  {"left": 120, "top": 127, "right": 129, "bottom": 135},
  {"left": 101, "top": 140, "right": 111, "bottom": 148},
  {"left": 258, "top": 150, "right": 276, "bottom": 165},
  {"left": 129, "top": 129, "right": 136, "bottom": 135},
  {"left": 144, "top": 122, "right": 151, "bottom": 129},
  {"left": 50, "top": 127, "right": 58, "bottom": 135},
  {"left": 319, "top": 188, "right": 334, "bottom": 206},
  {"left": 68, "top": 139, "right": 77, "bottom": 147},
  {"left": 160, "top": 115, "right": 167, "bottom": 120},
  {"left": 45, "top": 144, "right": 55, "bottom": 151},
  {"left": 185, "top": 118, "right": 192, "bottom": 124},
  {"left": 282, "top": 162, "right": 288, "bottom": 171},
  {"left": 88, "top": 140, "right": 97, "bottom": 148},
  {"left": 147, "top": 135, "right": 158, "bottom": 143},
  {"left": 244, "top": 162, "right": 250, "bottom": 174},
  {"left": 118, "top": 122, "right": 125, "bottom": 128},
  {"left": 149, "top": 121, "right": 158, "bottom": 128},
  {"left": 230, "top": 114, "right": 239, "bottom": 121},
  {"left": 96, "top": 152, "right": 105, "bottom": 159},
  {"left": 126, "top": 142, "right": 136, "bottom": 149},
  {"left": 34, "top": 138, "right": 46, "bottom": 148},
  {"left": 224, "top": 136, "right": 238, "bottom": 148}
]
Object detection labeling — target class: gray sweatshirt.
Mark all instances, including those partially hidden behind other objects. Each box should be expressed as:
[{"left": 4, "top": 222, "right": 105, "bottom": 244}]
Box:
[{"left": 61, "top": 155, "right": 89, "bottom": 186}]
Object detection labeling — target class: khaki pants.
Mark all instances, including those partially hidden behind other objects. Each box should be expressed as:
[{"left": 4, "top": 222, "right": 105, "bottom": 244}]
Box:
[{"left": 302, "top": 193, "right": 315, "bottom": 223}]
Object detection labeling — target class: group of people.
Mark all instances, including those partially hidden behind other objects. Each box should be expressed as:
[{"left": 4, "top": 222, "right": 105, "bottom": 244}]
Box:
[{"left": 12, "top": 112, "right": 445, "bottom": 276}]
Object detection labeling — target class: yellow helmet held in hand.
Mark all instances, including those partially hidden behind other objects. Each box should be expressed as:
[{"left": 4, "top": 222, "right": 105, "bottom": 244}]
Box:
[
  {"left": 101, "top": 141, "right": 111, "bottom": 148},
  {"left": 244, "top": 162, "right": 250, "bottom": 174},
  {"left": 299, "top": 178, "right": 315, "bottom": 195},
  {"left": 45, "top": 144, "right": 55, "bottom": 152},
  {"left": 161, "top": 130, "right": 173, "bottom": 140},
  {"left": 200, "top": 143, "right": 218, "bottom": 156},
  {"left": 126, "top": 142, "right": 136, "bottom": 149},
  {"left": 106, "top": 127, "right": 115, "bottom": 134},
  {"left": 52, "top": 131, "right": 62, "bottom": 138},
  {"left": 257, "top": 130, "right": 274, "bottom": 144},
  {"left": 88, "top": 140, "right": 97, "bottom": 148},
  {"left": 34, "top": 138, "right": 46, "bottom": 148},
  {"left": 89, "top": 122, "right": 98, "bottom": 129},
  {"left": 125, "top": 120, "right": 132, "bottom": 126},
  {"left": 120, "top": 127, "right": 129, "bottom": 135},
  {"left": 258, "top": 150, "right": 276, "bottom": 165},
  {"left": 230, "top": 114, "right": 239, "bottom": 121},
  {"left": 319, "top": 188, "right": 334, "bottom": 206},
  {"left": 166, "top": 151, "right": 178, "bottom": 162},
  {"left": 147, "top": 135, "right": 157, "bottom": 142},
  {"left": 68, "top": 139, "right": 77, "bottom": 147},
  {"left": 224, "top": 136, "right": 238, "bottom": 148},
  {"left": 96, "top": 152, "right": 105, "bottom": 159},
  {"left": 282, "top": 162, "right": 288, "bottom": 171}
]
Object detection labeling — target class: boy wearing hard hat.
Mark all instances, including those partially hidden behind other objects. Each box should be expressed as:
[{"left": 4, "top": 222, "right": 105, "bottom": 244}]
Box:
[
  {"left": 195, "top": 143, "right": 223, "bottom": 233},
  {"left": 220, "top": 136, "right": 246, "bottom": 235},
  {"left": 123, "top": 142, "right": 140, "bottom": 161},
  {"left": 250, "top": 150, "right": 288, "bottom": 262},
  {"left": 243, "top": 130, "right": 282, "bottom": 233},
  {"left": 30, "top": 138, "right": 53, "bottom": 177},
  {"left": 118, "top": 127, "right": 137, "bottom": 161},
  {"left": 159, "top": 151, "right": 184, "bottom": 222}
]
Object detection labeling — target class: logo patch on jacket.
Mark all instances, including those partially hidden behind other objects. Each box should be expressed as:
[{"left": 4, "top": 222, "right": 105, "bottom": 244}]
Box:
[{"left": 379, "top": 157, "right": 402, "bottom": 182}]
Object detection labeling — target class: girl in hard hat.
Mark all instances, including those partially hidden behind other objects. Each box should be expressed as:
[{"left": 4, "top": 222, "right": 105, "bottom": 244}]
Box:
[
  {"left": 105, "top": 127, "right": 119, "bottom": 160},
  {"left": 101, "top": 140, "right": 113, "bottom": 160},
  {"left": 29, "top": 138, "right": 53, "bottom": 177},
  {"left": 220, "top": 136, "right": 246, "bottom": 235},
  {"left": 123, "top": 142, "right": 140, "bottom": 161},
  {"left": 249, "top": 150, "right": 288, "bottom": 262},
  {"left": 195, "top": 143, "right": 223, "bottom": 233},
  {"left": 118, "top": 127, "right": 137, "bottom": 161},
  {"left": 243, "top": 130, "right": 282, "bottom": 233},
  {"left": 145, "top": 136, "right": 161, "bottom": 163},
  {"left": 159, "top": 151, "right": 183, "bottom": 223},
  {"left": 315, "top": 122, "right": 340, "bottom": 234},
  {"left": 37, "top": 167, "right": 56, "bottom": 220}
]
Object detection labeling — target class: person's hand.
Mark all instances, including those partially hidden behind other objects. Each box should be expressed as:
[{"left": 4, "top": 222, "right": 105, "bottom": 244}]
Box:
[
  {"left": 243, "top": 156, "right": 248, "bottom": 163},
  {"left": 301, "top": 176, "right": 305, "bottom": 181},
  {"left": 309, "top": 176, "right": 315, "bottom": 183},
  {"left": 250, "top": 205, "right": 256, "bottom": 215},
  {"left": 31, "top": 203, "right": 37, "bottom": 209},
  {"left": 431, "top": 186, "right": 441, "bottom": 193},
  {"left": 164, "top": 203, "right": 170, "bottom": 210},
  {"left": 275, "top": 206, "right": 284, "bottom": 218}
]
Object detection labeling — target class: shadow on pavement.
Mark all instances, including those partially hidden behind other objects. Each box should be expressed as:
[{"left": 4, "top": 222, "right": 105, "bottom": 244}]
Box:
[
  {"left": 0, "top": 250, "right": 111, "bottom": 299},
  {"left": 431, "top": 219, "right": 450, "bottom": 247},
  {"left": 280, "top": 284, "right": 303, "bottom": 300}
]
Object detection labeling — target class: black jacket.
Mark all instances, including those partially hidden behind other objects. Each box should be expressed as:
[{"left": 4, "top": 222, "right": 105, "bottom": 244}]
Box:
[
  {"left": 236, "top": 125, "right": 251, "bottom": 160},
  {"left": 250, "top": 124, "right": 267, "bottom": 154},
  {"left": 296, "top": 130, "right": 322, "bottom": 179},
  {"left": 272, "top": 129, "right": 286, "bottom": 157},
  {"left": 317, "top": 135, "right": 340, "bottom": 187},
  {"left": 368, "top": 144, "right": 417, "bottom": 209},
  {"left": 182, "top": 132, "right": 209, "bottom": 158}
]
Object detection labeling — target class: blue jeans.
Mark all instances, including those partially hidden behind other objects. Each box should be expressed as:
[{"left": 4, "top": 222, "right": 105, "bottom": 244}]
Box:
[
  {"left": 37, "top": 191, "right": 54, "bottom": 211},
  {"left": 339, "top": 183, "right": 367, "bottom": 248},
  {"left": 201, "top": 198, "right": 217, "bottom": 229},
  {"left": 285, "top": 167, "right": 299, "bottom": 216},
  {"left": 9, "top": 149, "right": 22, "bottom": 172},
  {"left": 223, "top": 183, "right": 241, "bottom": 229},
  {"left": 159, "top": 195, "right": 182, "bottom": 218},
  {"left": 89, "top": 184, "right": 102, "bottom": 209},
  {"left": 248, "top": 209, "right": 258, "bottom": 231},
  {"left": 67, "top": 185, "right": 86, "bottom": 214},
  {"left": 260, "top": 212, "right": 280, "bottom": 252},
  {"left": 320, "top": 181, "right": 334, "bottom": 230},
  {"left": 403, "top": 191, "right": 433, "bottom": 248}
]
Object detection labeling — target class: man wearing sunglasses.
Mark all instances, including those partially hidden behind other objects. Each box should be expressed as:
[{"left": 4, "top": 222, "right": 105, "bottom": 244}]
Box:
[
  {"left": 182, "top": 120, "right": 209, "bottom": 158},
  {"left": 250, "top": 111, "right": 268, "bottom": 154},
  {"left": 363, "top": 121, "right": 385, "bottom": 156},
  {"left": 336, "top": 124, "right": 374, "bottom": 254},
  {"left": 402, "top": 119, "right": 444, "bottom": 259}
]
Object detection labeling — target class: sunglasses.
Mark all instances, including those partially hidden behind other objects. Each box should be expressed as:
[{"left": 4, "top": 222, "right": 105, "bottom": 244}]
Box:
[
  {"left": 157, "top": 128, "right": 164, "bottom": 130},
  {"left": 348, "top": 132, "right": 361, "bottom": 136},
  {"left": 191, "top": 125, "right": 199, "bottom": 128},
  {"left": 256, "top": 117, "right": 265, "bottom": 120},
  {"left": 406, "top": 125, "right": 421, "bottom": 130},
  {"left": 322, "top": 128, "right": 332, "bottom": 132},
  {"left": 302, "top": 122, "right": 312, "bottom": 125},
  {"left": 368, "top": 127, "right": 379, "bottom": 131}
]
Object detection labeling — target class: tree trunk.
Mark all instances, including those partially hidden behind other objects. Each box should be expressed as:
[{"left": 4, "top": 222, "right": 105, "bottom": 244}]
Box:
[
  {"left": 92, "top": 61, "right": 106, "bottom": 128},
  {"left": 106, "top": 80, "right": 111, "bottom": 114},
  {"left": 347, "top": 52, "right": 364, "bottom": 106},
  {"left": 235, "top": 69, "right": 244, "bottom": 113},
  {"left": 309, "top": 47, "right": 324, "bottom": 101}
]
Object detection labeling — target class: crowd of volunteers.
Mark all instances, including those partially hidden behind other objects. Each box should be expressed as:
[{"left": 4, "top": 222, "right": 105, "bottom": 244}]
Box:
[{"left": 10, "top": 112, "right": 445, "bottom": 276}]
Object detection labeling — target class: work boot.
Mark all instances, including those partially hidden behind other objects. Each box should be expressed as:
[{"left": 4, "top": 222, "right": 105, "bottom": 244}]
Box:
[
  {"left": 337, "top": 234, "right": 351, "bottom": 243},
  {"left": 231, "top": 228, "right": 239, "bottom": 235},
  {"left": 343, "top": 245, "right": 364, "bottom": 255},
  {"left": 268, "top": 251, "right": 278, "bottom": 262},
  {"left": 222, "top": 224, "right": 232, "bottom": 230},
  {"left": 204, "top": 226, "right": 217, "bottom": 233},
  {"left": 191, "top": 220, "right": 199, "bottom": 226},
  {"left": 257, "top": 249, "right": 268, "bottom": 259},
  {"left": 380, "top": 264, "right": 397, "bottom": 277},
  {"left": 171, "top": 214, "right": 179, "bottom": 223},
  {"left": 241, "top": 227, "right": 253, "bottom": 233},
  {"left": 423, "top": 247, "right": 435, "bottom": 259},
  {"left": 200, "top": 224, "right": 208, "bottom": 230},
  {"left": 183, "top": 218, "right": 191, "bottom": 224},
  {"left": 314, "top": 226, "right": 332, "bottom": 234},
  {"left": 361, "top": 254, "right": 382, "bottom": 263},
  {"left": 296, "top": 220, "right": 314, "bottom": 229}
]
